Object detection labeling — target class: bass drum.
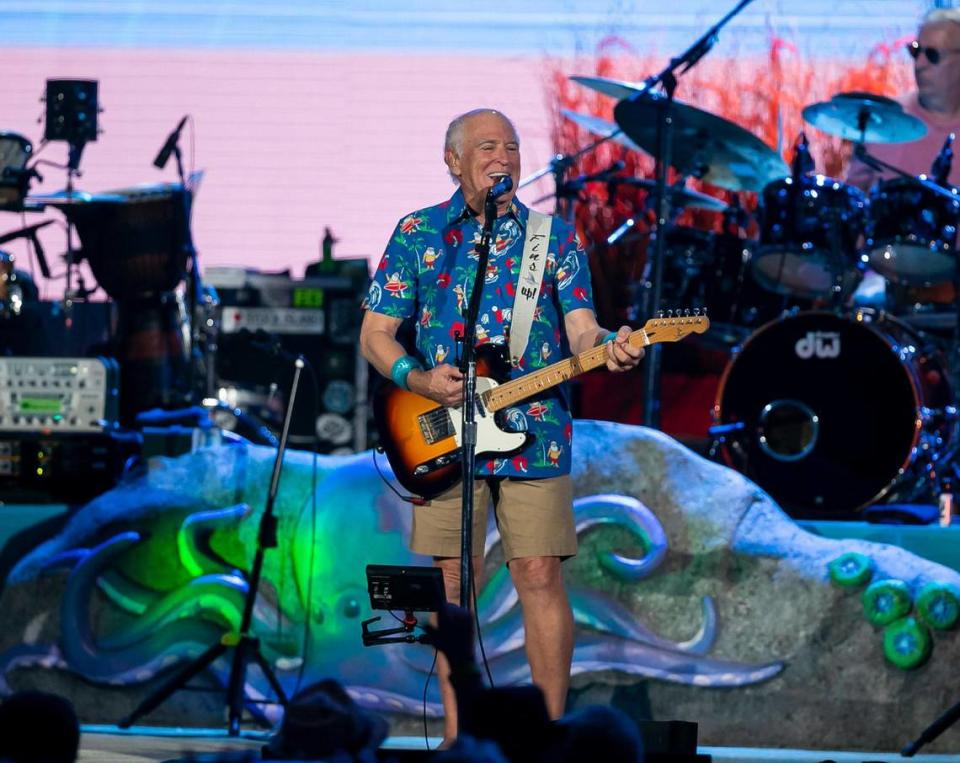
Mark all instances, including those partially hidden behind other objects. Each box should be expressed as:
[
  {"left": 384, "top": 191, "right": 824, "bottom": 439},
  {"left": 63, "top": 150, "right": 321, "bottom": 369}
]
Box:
[{"left": 714, "top": 310, "right": 952, "bottom": 517}]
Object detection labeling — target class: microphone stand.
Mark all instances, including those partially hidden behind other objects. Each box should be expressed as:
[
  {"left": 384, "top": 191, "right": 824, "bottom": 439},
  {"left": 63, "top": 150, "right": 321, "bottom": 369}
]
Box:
[
  {"left": 119, "top": 357, "right": 302, "bottom": 734},
  {"left": 615, "top": 0, "right": 756, "bottom": 428},
  {"left": 457, "top": 194, "right": 497, "bottom": 618},
  {"left": 171, "top": 139, "right": 207, "bottom": 401}
]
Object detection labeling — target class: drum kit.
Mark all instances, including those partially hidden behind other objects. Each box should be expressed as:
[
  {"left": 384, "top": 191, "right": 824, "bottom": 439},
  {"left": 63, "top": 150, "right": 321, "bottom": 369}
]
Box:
[{"left": 555, "top": 77, "right": 960, "bottom": 517}]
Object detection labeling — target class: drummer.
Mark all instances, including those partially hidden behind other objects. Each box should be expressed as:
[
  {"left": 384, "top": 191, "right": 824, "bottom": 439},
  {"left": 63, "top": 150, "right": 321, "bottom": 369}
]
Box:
[{"left": 846, "top": 8, "right": 960, "bottom": 190}]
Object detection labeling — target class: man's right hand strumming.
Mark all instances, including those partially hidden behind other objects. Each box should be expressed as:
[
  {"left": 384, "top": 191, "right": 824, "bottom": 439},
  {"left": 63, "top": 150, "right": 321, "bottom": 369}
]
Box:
[{"left": 409, "top": 364, "right": 464, "bottom": 407}]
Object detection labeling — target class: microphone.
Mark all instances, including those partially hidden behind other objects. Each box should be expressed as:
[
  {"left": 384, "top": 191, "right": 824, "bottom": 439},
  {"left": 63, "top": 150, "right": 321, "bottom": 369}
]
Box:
[
  {"left": 153, "top": 115, "right": 188, "bottom": 169},
  {"left": 486, "top": 175, "right": 513, "bottom": 201},
  {"left": 931, "top": 132, "right": 955, "bottom": 185}
]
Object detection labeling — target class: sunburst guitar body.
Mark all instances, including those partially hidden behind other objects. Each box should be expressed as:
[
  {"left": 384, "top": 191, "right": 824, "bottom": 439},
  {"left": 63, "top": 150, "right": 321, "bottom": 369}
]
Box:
[{"left": 375, "top": 313, "right": 710, "bottom": 499}]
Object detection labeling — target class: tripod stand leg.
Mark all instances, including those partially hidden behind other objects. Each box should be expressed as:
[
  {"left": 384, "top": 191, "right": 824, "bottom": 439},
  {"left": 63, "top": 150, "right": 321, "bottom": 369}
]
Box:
[
  {"left": 118, "top": 640, "right": 228, "bottom": 728},
  {"left": 224, "top": 636, "right": 289, "bottom": 736},
  {"left": 226, "top": 636, "right": 252, "bottom": 736},
  {"left": 252, "top": 642, "right": 288, "bottom": 706}
]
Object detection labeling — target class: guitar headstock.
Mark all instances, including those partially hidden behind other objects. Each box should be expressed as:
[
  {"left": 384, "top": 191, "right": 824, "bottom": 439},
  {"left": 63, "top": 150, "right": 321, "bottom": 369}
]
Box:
[{"left": 641, "top": 309, "right": 711, "bottom": 342}]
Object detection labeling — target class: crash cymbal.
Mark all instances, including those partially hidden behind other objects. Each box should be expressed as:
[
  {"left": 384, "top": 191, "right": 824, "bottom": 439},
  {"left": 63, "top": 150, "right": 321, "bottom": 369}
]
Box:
[
  {"left": 560, "top": 109, "right": 642, "bottom": 152},
  {"left": 802, "top": 92, "right": 927, "bottom": 143},
  {"left": 24, "top": 190, "right": 126, "bottom": 207},
  {"left": 570, "top": 75, "right": 651, "bottom": 101},
  {"left": 609, "top": 177, "right": 729, "bottom": 212},
  {"left": 613, "top": 93, "right": 789, "bottom": 192}
]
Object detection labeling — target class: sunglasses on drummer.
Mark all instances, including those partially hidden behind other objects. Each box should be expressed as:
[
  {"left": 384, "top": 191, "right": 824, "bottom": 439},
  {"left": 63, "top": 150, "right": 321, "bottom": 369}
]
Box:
[{"left": 907, "top": 40, "right": 960, "bottom": 64}]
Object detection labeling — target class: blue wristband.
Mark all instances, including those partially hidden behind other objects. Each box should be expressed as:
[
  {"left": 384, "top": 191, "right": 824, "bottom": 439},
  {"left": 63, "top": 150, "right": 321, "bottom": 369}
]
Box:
[
  {"left": 390, "top": 355, "right": 422, "bottom": 391},
  {"left": 603, "top": 331, "right": 618, "bottom": 344}
]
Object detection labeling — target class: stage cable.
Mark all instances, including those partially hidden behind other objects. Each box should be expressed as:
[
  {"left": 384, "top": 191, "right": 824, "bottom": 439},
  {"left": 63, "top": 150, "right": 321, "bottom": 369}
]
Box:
[
  {"left": 372, "top": 448, "right": 424, "bottom": 505},
  {"left": 471, "top": 560, "right": 495, "bottom": 688}
]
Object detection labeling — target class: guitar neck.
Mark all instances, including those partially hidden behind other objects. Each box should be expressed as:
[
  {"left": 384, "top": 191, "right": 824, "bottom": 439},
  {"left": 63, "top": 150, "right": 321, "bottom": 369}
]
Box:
[{"left": 483, "top": 328, "right": 651, "bottom": 413}]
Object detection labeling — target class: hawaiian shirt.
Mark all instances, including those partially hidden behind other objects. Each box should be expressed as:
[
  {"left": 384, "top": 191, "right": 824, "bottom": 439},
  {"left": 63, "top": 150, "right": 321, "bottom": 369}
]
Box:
[{"left": 365, "top": 187, "right": 595, "bottom": 479}]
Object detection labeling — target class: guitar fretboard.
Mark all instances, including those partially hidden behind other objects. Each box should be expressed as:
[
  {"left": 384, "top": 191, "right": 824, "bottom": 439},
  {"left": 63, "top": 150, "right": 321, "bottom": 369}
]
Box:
[{"left": 482, "top": 328, "right": 652, "bottom": 412}]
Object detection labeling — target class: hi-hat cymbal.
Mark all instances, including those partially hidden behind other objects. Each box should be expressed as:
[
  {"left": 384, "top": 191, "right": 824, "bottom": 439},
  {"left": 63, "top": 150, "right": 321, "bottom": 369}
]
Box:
[
  {"left": 802, "top": 92, "right": 927, "bottom": 143},
  {"left": 613, "top": 93, "right": 789, "bottom": 191}
]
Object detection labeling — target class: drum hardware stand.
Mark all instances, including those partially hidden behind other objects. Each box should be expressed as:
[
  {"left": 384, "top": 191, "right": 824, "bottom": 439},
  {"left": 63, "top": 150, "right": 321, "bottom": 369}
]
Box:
[
  {"left": 0, "top": 221, "right": 53, "bottom": 281},
  {"left": 118, "top": 356, "right": 303, "bottom": 735},
  {"left": 611, "top": 0, "right": 757, "bottom": 428}
]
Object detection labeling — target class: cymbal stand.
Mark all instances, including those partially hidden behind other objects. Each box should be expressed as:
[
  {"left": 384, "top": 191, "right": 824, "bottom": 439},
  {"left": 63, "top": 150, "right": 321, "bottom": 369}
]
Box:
[{"left": 619, "top": 0, "right": 757, "bottom": 428}]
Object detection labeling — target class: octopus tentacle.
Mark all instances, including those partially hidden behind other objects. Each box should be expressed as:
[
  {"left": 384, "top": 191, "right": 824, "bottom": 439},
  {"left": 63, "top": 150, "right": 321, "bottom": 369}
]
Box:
[
  {"left": 178, "top": 504, "right": 251, "bottom": 577},
  {"left": 484, "top": 633, "right": 782, "bottom": 688},
  {"left": 98, "top": 573, "right": 248, "bottom": 650},
  {"left": 59, "top": 531, "right": 240, "bottom": 685},
  {"left": 569, "top": 587, "right": 718, "bottom": 655},
  {"left": 574, "top": 494, "right": 668, "bottom": 581}
]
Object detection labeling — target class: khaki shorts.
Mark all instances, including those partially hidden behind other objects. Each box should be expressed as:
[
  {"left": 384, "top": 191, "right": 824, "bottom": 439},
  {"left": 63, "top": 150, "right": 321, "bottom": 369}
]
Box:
[{"left": 410, "top": 475, "right": 577, "bottom": 562}]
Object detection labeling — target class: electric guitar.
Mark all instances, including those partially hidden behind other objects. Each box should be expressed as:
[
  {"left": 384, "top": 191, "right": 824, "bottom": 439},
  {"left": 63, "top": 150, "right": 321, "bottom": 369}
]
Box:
[{"left": 375, "top": 313, "right": 710, "bottom": 499}]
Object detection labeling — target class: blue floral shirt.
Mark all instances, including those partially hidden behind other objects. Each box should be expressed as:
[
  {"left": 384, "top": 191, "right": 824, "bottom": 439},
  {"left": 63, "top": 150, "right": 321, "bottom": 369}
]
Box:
[{"left": 366, "top": 188, "right": 595, "bottom": 478}]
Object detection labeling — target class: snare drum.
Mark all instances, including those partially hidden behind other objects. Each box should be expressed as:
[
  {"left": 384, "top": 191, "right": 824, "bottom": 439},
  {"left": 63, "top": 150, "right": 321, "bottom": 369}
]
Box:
[
  {"left": 865, "top": 177, "right": 960, "bottom": 286},
  {"left": 0, "top": 132, "right": 32, "bottom": 208},
  {"left": 714, "top": 310, "right": 951, "bottom": 516},
  {"left": 754, "top": 175, "right": 868, "bottom": 298}
]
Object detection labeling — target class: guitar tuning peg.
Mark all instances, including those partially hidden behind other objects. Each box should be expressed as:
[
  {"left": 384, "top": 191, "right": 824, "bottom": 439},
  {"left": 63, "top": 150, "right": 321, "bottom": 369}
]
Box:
[
  {"left": 657, "top": 310, "right": 664, "bottom": 319},
  {"left": 683, "top": 308, "right": 690, "bottom": 317},
  {"left": 693, "top": 307, "right": 701, "bottom": 316},
  {"left": 666, "top": 309, "right": 673, "bottom": 318}
]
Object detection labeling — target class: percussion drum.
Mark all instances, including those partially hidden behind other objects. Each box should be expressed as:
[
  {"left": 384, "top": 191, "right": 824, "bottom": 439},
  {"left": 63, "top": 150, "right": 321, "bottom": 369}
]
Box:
[
  {"left": 714, "top": 310, "right": 952, "bottom": 516},
  {"left": 656, "top": 227, "right": 806, "bottom": 333},
  {"left": 865, "top": 177, "right": 960, "bottom": 286},
  {"left": 0, "top": 132, "right": 32, "bottom": 208},
  {"left": 754, "top": 175, "right": 868, "bottom": 299}
]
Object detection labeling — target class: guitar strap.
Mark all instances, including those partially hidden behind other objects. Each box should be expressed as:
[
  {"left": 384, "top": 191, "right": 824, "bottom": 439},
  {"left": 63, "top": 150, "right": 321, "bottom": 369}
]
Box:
[{"left": 508, "top": 209, "right": 553, "bottom": 367}]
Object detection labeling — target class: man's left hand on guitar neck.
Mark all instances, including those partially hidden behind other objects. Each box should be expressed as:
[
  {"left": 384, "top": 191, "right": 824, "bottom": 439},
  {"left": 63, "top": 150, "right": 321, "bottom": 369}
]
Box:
[
  {"left": 563, "top": 308, "right": 643, "bottom": 374},
  {"left": 601, "top": 325, "right": 644, "bottom": 373}
]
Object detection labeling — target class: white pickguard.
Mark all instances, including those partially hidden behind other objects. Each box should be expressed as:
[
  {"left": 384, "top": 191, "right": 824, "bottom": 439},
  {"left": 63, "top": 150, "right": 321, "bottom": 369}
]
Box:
[{"left": 448, "top": 376, "right": 528, "bottom": 455}]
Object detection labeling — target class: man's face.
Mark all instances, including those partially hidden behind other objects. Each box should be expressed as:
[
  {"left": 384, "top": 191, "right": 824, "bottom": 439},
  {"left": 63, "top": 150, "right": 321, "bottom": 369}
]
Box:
[
  {"left": 445, "top": 112, "right": 520, "bottom": 214},
  {"left": 915, "top": 21, "right": 960, "bottom": 110}
]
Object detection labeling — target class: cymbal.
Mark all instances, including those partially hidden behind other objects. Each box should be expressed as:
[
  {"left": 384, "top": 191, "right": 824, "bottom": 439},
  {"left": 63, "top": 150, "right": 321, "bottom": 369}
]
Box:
[
  {"left": 802, "top": 92, "right": 927, "bottom": 143},
  {"left": 25, "top": 190, "right": 126, "bottom": 207},
  {"left": 560, "top": 109, "right": 642, "bottom": 152},
  {"left": 613, "top": 93, "right": 789, "bottom": 191},
  {"left": 610, "top": 177, "right": 729, "bottom": 212},
  {"left": 570, "top": 75, "right": 650, "bottom": 101}
]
